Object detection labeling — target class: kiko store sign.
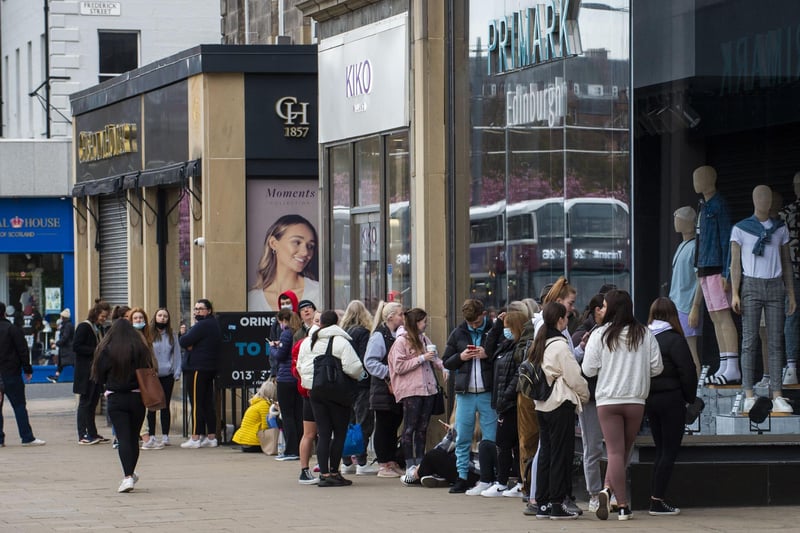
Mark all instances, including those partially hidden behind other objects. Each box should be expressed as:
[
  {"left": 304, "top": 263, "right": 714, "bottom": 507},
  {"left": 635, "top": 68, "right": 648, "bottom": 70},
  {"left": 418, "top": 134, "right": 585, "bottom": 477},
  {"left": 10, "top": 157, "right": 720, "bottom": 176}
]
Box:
[
  {"left": 487, "top": 0, "right": 582, "bottom": 75},
  {"left": 318, "top": 12, "right": 408, "bottom": 143}
]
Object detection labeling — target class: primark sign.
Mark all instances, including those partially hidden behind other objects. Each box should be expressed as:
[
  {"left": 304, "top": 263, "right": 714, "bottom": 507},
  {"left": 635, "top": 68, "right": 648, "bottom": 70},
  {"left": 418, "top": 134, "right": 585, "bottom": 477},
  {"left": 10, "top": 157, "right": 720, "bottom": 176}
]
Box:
[{"left": 487, "top": 0, "right": 583, "bottom": 75}]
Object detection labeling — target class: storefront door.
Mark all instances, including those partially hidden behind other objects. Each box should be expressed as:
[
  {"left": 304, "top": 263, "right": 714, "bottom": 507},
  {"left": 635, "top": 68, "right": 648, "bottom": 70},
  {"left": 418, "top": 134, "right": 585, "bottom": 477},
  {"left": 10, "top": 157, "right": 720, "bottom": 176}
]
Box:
[{"left": 354, "top": 212, "right": 383, "bottom": 311}]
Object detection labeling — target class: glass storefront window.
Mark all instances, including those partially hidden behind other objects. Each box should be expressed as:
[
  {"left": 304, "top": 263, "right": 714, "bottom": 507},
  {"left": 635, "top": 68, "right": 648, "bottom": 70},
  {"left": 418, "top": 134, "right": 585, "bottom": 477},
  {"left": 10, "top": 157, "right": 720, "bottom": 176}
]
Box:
[
  {"left": 466, "top": 0, "right": 632, "bottom": 312},
  {"left": 327, "top": 132, "right": 410, "bottom": 313}
]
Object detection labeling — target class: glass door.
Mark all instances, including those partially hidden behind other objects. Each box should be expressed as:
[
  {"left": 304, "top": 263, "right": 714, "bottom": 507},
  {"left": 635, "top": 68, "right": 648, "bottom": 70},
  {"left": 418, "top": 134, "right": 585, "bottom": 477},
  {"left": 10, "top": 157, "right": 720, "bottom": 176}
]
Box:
[{"left": 354, "top": 212, "right": 382, "bottom": 312}]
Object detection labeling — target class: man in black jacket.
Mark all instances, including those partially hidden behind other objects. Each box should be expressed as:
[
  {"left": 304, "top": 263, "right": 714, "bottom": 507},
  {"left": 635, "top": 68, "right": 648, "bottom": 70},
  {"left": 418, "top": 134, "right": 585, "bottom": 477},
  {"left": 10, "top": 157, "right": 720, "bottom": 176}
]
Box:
[
  {"left": 443, "top": 299, "right": 496, "bottom": 493},
  {"left": 0, "top": 302, "right": 45, "bottom": 446}
]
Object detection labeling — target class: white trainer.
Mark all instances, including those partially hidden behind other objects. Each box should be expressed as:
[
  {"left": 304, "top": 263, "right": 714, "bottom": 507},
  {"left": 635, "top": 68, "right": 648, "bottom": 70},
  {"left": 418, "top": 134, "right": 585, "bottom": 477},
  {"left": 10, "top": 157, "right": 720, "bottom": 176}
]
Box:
[
  {"left": 340, "top": 463, "right": 357, "bottom": 475},
  {"left": 588, "top": 495, "right": 600, "bottom": 512},
  {"left": 784, "top": 367, "right": 799, "bottom": 385},
  {"left": 180, "top": 438, "right": 202, "bottom": 449},
  {"left": 356, "top": 463, "right": 380, "bottom": 476},
  {"left": 141, "top": 437, "right": 164, "bottom": 450},
  {"left": 21, "top": 438, "right": 46, "bottom": 447},
  {"left": 481, "top": 482, "right": 508, "bottom": 497},
  {"left": 772, "top": 396, "right": 794, "bottom": 413},
  {"left": 742, "top": 396, "right": 756, "bottom": 414},
  {"left": 502, "top": 482, "right": 524, "bottom": 498},
  {"left": 200, "top": 437, "right": 218, "bottom": 448},
  {"left": 466, "top": 481, "right": 492, "bottom": 496},
  {"left": 117, "top": 477, "right": 135, "bottom": 493}
]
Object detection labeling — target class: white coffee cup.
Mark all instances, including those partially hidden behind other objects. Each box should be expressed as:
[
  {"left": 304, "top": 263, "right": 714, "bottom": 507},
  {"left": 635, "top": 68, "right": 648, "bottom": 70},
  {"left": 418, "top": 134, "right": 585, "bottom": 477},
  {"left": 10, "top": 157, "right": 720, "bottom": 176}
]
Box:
[{"left": 426, "top": 344, "right": 437, "bottom": 354}]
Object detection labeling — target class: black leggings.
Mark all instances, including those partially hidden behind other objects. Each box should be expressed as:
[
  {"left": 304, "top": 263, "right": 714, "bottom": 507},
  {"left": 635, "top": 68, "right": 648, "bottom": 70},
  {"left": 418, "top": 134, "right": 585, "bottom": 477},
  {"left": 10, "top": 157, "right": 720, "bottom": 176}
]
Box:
[
  {"left": 373, "top": 407, "right": 403, "bottom": 463},
  {"left": 310, "top": 395, "right": 351, "bottom": 475},
  {"left": 277, "top": 381, "right": 303, "bottom": 456},
  {"left": 645, "top": 389, "right": 686, "bottom": 499},
  {"left": 401, "top": 395, "right": 435, "bottom": 464},
  {"left": 107, "top": 392, "right": 146, "bottom": 477},
  {"left": 496, "top": 408, "right": 520, "bottom": 485},
  {"left": 146, "top": 376, "right": 175, "bottom": 436}
]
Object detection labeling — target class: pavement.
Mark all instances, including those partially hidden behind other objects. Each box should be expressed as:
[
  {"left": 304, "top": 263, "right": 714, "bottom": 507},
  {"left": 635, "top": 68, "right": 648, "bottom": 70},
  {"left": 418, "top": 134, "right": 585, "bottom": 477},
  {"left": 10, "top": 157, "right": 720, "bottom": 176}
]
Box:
[{"left": 1, "top": 383, "right": 799, "bottom": 532}]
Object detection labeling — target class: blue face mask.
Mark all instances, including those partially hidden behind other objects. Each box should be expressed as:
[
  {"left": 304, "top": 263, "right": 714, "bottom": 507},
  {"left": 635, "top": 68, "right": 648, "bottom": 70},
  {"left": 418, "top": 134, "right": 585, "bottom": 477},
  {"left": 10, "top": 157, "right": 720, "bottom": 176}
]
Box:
[
  {"left": 503, "top": 328, "right": 514, "bottom": 340},
  {"left": 132, "top": 322, "right": 146, "bottom": 330}
]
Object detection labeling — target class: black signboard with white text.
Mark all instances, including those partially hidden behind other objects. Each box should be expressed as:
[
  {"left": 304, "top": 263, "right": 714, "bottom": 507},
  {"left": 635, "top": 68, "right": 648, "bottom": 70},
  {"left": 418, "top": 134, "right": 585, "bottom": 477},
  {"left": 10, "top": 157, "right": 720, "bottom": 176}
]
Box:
[{"left": 215, "top": 312, "right": 277, "bottom": 388}]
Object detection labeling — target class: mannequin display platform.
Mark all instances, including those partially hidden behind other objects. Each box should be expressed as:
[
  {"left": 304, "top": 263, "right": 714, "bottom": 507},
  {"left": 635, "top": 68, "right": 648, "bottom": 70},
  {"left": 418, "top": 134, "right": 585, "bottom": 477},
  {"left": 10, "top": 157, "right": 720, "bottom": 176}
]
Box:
[
  {"left": 689, "top": 166, "right": 740, "bottom": 385},
  {"left": 731, "top": 185, "right": 796, "bottom": 415}
]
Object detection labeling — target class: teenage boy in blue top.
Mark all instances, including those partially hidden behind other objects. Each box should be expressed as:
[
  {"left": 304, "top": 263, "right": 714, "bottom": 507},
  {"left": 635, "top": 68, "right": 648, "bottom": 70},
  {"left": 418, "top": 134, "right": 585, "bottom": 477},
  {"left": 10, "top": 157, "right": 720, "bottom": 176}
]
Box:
[{"left": 443, "top": 299, "right": 497, "bottom": 494}]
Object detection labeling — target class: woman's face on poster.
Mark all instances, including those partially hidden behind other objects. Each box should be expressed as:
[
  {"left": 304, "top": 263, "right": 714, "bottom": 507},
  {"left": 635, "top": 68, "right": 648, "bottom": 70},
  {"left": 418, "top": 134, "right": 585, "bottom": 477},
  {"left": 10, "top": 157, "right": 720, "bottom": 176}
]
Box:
[{"left": 270, "top": 223, "right": 316, "bottom": 275}]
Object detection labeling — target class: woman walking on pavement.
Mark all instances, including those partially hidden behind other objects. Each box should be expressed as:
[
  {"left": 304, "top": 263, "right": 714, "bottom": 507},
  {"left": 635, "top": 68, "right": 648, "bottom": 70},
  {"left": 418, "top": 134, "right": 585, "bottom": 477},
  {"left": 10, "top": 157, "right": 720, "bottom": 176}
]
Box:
[{"left": 91, "top": 319, "right": 153, "bottom": 492}]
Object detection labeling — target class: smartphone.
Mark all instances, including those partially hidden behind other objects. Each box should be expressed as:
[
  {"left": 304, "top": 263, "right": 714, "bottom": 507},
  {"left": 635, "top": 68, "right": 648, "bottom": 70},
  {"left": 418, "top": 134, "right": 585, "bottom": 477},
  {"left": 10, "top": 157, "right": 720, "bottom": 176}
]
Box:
[{"left": 467, "top": 344, "right": 476, "bottom": 350}]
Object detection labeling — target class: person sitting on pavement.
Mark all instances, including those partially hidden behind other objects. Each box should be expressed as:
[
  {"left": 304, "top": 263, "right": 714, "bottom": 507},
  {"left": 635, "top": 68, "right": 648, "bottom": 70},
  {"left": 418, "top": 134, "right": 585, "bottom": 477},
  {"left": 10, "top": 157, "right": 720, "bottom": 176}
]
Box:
[{"left": 233, "top": 380, "right": 277, "bottom": 453}]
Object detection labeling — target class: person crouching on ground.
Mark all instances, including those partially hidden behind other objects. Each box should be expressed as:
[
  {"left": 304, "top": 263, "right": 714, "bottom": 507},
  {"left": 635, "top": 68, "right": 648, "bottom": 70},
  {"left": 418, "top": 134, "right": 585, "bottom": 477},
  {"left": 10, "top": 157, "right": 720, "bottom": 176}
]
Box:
[{"left": 233, "top": 380, "right": 277, "bottom": 452}]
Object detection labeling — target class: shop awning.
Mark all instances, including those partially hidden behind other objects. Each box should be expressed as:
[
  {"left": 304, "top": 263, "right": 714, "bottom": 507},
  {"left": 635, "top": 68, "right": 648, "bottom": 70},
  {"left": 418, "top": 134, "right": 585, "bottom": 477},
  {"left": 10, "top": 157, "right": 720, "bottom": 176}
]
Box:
[{"left": 71, "top": 159, "right": 201, "bottom": 198}]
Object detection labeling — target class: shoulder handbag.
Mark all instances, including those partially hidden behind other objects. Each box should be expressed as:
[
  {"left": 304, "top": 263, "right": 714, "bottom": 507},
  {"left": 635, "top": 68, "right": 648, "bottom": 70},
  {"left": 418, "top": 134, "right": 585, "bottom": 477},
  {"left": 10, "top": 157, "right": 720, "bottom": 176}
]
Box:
[
  {"left": 431, "top": 370, "right": 446, "bottom": 416},
  {"left": 257, "top": 427, "right": 280, "bottom": 455},
  {"left": 136, "top": 367, "right": 167, "bottom": 411}
]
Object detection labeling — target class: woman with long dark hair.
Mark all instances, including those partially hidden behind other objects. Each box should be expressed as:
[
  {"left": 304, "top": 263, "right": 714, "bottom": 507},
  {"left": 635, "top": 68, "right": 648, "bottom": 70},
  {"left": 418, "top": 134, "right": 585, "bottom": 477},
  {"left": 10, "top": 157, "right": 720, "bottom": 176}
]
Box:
[
  {"left": 646, "top": 297, "right": 696, "bottom": 516},
  {"left": 388, "top": 307, "right": 444, "bottom": 478},
  {"left": 274, "top": 307, "right": 303, "bottom": 461},
  {"left": 582, "top": 290, "right": 663, "bottom": 521},
  {"left": 296, "top": 310, "right": 365, "bottom": 487},
  {"left": 141, "top": 308, "right": 181, "bottom": 449},
  {"left": 530, "top": 303, "right": 589, "bottom": 520},
  {"left": 74, "top": 298, "right": 111, "bottom": 445},
  {"left": 91, "top": 319, "right": 153, "bottom": 492}
]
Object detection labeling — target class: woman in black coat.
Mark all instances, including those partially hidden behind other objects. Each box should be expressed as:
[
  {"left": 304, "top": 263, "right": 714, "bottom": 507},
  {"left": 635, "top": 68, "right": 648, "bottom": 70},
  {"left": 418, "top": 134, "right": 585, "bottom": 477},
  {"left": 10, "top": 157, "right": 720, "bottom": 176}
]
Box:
[
  {"left": 645, "top": 297, "right": 697, "bottom": 516},
  {"left": 73, "top": 299, "right": 111, "bottom": 444}
]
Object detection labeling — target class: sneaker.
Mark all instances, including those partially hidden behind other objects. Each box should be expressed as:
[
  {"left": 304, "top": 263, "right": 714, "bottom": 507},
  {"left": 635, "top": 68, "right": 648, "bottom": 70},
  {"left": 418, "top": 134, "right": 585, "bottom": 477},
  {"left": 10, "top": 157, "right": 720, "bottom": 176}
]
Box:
[
  {"left": 588, "top": 495, "right": 600, "bottom": 512},
  {"left": 275, "top": 453, "right": 299, "bottom": 461},
  {"left": 46, "top": 375, "right": 58, "bottom": 383},
  {"left": 596, "top": 488, "right": 611, "bottom": 521},
  {"left": 535, "top": 503, "right": 551, "bottom": 519},
  {"left": 200, "top": 437, "right": 218, "bottom": 448},
  {"left": 112, "top": 439, "right": 120, "bottom": 449},
  {"left": 298, "top": 467, "right": 318, "bottom": 485},
  {"left": 481, "top": 482, "right": 508, "bottom": 497},
  {"left": 618, "top": 506, "right": 633, "bottom": 521},
  {"left": 180, "top": 438, "right": 202, "bottom": 449},
  {"left": 420, "top": 475, "right": 449, "bottom": 488},
  {"left": 161, "top": 435, "right": 170, "bottom": 446},
  {"left": 784, "top": 367, "right": 799, "bottom": 385},
  {"left": 550, "top": 502, "right": 580, "bottom": 520},
  {"left": 356, "top": 463, "right": 379, "bottom": 475},
  {"left": 755, "top": 376, "right": 771, "bottom": 388},
  {"left": 313, "top": 464, "right": 320, "bottom": 473},
  {"left": 96, "top": 435, "right": 110, "bottom": 443},
  {"left": 22, "top": 438, "right": 46, "bottom": 447},
  {"left": 131, "top": 472, "right": 139, "bottom": 484},
  {"left": 333, "top": 472, "right": 352, "bottom": 486},
  {"left": 400, "top": 473, "right": 419, "bottom": 486},
  {"left": 502, "top": 482, "right": 525, "bottom": 498},
  {"left": 318, "top": 473, "right": 349, "bottom": 487},
  {"left": 377, "top": 463, "right": 401, "bottom": 478},
  {"left": 610, "top": 494, "right": 619, "bottom": 511},
  {"left": 340, "top": 462, "right": 357, "bottom": 474},
  {"left": 79, "top": 436, "right": 101, "bottom": 445},
  {"left": 522, "top": 502, "right": 540, "bottom": 516},
  {"left": 773, "top": 396, "right": 794, "bottom": 414},
  {"left": 389, "top": 461, "right": 406, "bottom": 476},
  {"left": 563, "top": 495, "right": 583, "bottom": 515},
  {"left": 449, "top": 477, "right": 470, "bottom": 494},
  {"left": 649, "top": 499, "right": 680, "bottom": 516},
  {"left": 117, "top": 477, "right": 135, "bottom": 493},
  {"left": 141, "top": 438, "right": 164, "bottom": 450},
  {"left": 742, "top": 396, "right": 756, "bottom": 414},
  {"left": 466, "top": 481, "right": 493, "bottom": 496}
]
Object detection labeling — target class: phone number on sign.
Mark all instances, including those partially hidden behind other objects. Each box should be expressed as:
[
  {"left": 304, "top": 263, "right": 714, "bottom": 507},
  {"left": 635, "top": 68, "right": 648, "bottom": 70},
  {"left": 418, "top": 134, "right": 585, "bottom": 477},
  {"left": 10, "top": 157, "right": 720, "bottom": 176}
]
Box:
[{"left": 230, "top": 370, "right": 270, "bottom": 382}]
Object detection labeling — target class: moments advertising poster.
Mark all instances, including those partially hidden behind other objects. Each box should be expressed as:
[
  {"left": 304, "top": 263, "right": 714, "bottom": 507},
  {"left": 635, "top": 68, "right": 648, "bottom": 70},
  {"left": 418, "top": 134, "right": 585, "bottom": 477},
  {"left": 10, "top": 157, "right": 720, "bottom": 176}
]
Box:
[{"left": 246, "top": 179, "right": 320, "bottom": 312}]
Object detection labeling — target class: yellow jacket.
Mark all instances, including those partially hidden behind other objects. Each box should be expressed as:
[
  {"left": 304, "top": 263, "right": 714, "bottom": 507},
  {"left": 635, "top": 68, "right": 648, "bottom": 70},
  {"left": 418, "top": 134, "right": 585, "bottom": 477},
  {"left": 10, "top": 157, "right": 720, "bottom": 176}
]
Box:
[{"left": 232, "top": 396, "right": 272, "bottom": 446}]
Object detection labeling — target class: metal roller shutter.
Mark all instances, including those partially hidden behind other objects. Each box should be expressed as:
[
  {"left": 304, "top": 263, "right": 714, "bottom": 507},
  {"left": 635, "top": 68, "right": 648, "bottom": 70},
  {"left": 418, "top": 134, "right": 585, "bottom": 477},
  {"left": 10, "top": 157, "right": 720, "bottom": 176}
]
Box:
[{"left": 99, "top": 196, "right": 129, "bottom": 306}]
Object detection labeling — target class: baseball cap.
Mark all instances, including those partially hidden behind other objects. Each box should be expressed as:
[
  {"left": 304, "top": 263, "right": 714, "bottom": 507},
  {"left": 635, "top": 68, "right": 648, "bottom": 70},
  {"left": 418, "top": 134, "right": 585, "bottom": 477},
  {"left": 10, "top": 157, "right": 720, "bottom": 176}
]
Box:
[{"left": 298, "top": 299, "right": 316, "bottom": 311}]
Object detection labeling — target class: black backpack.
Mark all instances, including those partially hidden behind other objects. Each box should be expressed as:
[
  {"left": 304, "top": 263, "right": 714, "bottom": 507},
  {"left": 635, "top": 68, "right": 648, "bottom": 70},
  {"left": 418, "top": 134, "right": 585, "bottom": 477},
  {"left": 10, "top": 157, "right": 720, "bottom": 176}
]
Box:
[
  {"left": 517, "top": 359, "right": 553, "bottom": 402},
  {"left": 311, "top": 336, "right": 355, "bottom": 407}
]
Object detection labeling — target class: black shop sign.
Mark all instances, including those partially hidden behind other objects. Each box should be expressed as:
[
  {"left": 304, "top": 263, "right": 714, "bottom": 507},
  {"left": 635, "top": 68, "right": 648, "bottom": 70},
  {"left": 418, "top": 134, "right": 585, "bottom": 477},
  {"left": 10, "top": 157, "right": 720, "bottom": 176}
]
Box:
[{"left": 216, "top": 312, "right": 276, "bottom": 388}]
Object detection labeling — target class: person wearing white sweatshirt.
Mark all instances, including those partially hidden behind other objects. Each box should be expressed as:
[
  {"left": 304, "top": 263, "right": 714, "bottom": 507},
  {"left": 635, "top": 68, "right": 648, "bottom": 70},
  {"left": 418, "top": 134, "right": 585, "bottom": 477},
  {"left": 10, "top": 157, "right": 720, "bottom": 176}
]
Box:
[{"left": 582, "top": 290, "right": 663, "bottom": 521}]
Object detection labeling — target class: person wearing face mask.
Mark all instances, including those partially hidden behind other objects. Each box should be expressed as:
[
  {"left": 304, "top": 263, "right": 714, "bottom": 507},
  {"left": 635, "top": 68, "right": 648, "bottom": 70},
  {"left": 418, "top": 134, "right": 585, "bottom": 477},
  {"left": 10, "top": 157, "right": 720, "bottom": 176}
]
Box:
[
  {"left": 141, "top": 308, "right": 181, "bottom": 450},
  {"left": 179, "top": 299, "right": 222, "bottom": 449},
  {"left": 481, "top": 310, "right": 530, "bottom": 498},
  {"left": 273, "top": 308, "right": 303, "bottom": 461},
  {"left": 269, "top": 290, "right": 299, "bottom": 378}
]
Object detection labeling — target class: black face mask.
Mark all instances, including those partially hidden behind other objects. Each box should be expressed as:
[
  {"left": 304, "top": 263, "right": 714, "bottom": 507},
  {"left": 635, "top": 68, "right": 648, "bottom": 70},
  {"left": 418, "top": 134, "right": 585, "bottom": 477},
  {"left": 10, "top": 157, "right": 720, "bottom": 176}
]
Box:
[
  {"left": 195, "top": 314, "right": 207, "bottom": 321},
  {"left": 155, "top": 322, "right": 168, "bottom": 330}
]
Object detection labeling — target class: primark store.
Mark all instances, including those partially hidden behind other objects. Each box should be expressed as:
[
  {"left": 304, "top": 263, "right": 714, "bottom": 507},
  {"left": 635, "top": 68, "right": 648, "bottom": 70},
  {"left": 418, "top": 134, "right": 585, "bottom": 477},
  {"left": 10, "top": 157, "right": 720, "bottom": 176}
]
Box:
[{"left": 301, "top": 0, "right": 800, "bottom": 507}]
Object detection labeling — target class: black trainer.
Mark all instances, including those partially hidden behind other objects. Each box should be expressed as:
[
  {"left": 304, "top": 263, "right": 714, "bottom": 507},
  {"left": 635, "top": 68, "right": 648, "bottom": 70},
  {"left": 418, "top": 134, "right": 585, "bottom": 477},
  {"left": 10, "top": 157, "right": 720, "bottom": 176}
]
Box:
[
  {"left": 522, "top": 502, "right": 539, "bottom": 516},
  {"left": 550, "top": 502, "right": 580, "bottom": 520},
  {"left": 649, "top": 499, "right": 680, "bottom": 516},
  {"left": 298, "top": 467, "right": 317, "bottom": 485},
  {"left": 535, "top": 503, "right": 551, "bottom": 520},
  {"left": 449, "top": 477, "right": 470, "bottom": 494},
  {"left": 46, "top": 375, "right": 58, "bottom": 383},
  {"left": 618, "top": 506, "right": 633, "bottom": 521}
]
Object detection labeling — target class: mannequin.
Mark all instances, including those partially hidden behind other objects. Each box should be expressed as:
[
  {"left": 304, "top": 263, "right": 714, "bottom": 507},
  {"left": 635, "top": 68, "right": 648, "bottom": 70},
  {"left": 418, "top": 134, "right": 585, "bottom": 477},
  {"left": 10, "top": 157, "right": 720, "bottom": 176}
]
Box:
[
  {"left": 778, "top": 172, "right": 800, "bottom": 385},
  {"left": 689, "top": 166, "right": 740, "bottom": 384},
  {"left": 731, "top": 185, "right": 796, "bottom": 414},
  {"left": 669, "top": 206, "right": 701, "bottom": 376}
]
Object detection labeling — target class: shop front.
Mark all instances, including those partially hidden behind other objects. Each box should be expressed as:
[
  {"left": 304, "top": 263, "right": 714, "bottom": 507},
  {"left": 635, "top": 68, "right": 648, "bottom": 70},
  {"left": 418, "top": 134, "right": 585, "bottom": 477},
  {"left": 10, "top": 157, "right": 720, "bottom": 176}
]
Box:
[{"left": 0, "top": 197, "right": 73, "bottom": 372}]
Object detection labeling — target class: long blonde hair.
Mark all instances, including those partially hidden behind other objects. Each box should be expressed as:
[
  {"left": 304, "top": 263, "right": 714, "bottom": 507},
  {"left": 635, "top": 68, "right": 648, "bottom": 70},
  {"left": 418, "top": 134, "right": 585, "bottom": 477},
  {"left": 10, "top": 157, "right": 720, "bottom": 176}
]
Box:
[{"left": 341, "top": 300, "right": 373, "bottom": 330}]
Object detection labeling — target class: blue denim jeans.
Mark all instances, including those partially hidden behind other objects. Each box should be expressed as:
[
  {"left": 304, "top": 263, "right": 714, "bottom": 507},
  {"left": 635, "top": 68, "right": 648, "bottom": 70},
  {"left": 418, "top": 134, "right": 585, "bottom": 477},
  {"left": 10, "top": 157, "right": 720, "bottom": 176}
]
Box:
[
  {"left": 0, "top": 372, "right": 35, "bottom": 444},
  {"left": 454, "top": 391, "right": 497, "bottom": 478},
  {"left": 785, "top": 277, "right": 800, "bottom": 365}
]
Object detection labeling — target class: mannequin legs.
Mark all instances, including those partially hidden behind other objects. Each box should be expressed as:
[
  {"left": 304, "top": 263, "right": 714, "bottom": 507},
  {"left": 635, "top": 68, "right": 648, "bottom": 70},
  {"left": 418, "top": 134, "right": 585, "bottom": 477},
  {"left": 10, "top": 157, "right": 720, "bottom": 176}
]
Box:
[
  {"left": 707, "top": 309, "right": 740, "bottom": 384},
  {"left": 685, "top": 336, "right": 700, "bottom": 378}
]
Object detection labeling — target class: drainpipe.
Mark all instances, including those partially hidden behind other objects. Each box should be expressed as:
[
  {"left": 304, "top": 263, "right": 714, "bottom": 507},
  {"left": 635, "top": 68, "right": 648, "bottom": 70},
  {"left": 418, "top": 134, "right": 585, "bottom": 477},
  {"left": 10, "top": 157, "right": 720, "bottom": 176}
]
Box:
[{"left": 44, "top": 0, "right": 51, "bottom": 138}]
